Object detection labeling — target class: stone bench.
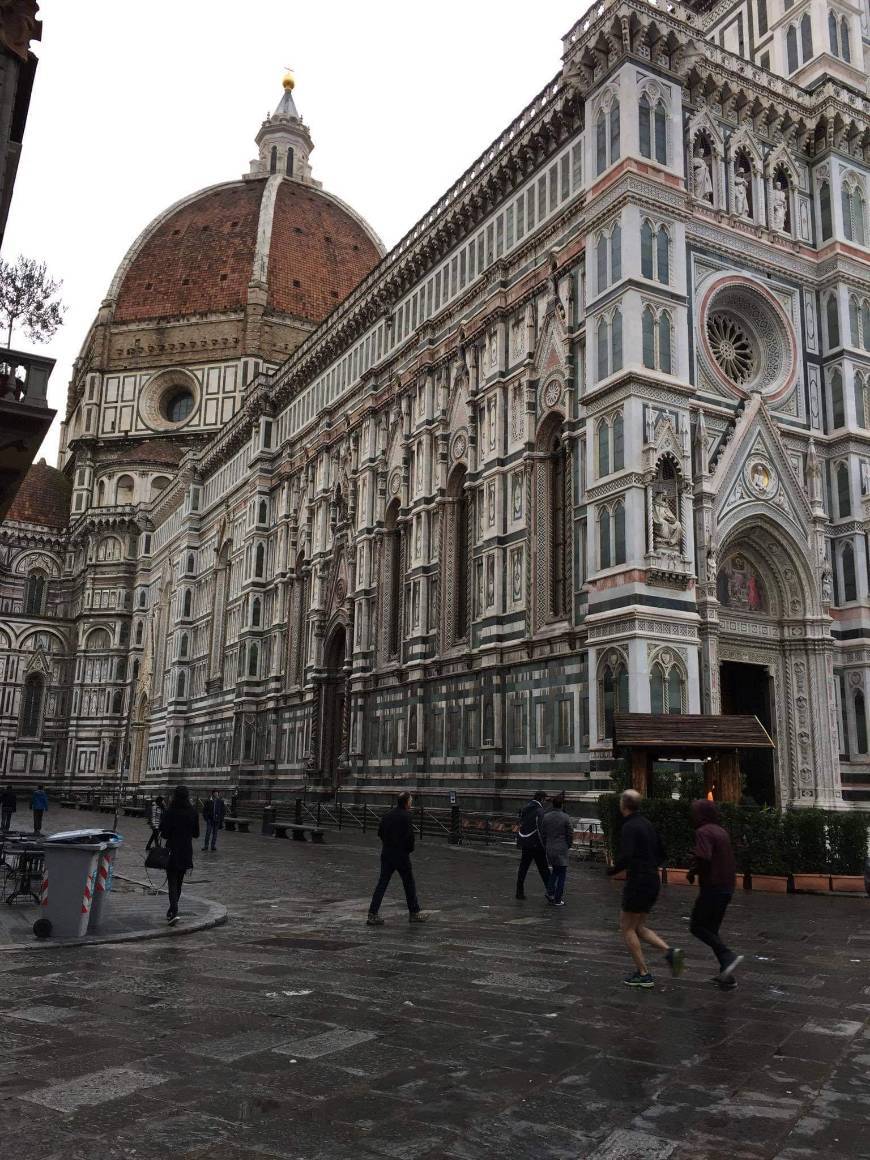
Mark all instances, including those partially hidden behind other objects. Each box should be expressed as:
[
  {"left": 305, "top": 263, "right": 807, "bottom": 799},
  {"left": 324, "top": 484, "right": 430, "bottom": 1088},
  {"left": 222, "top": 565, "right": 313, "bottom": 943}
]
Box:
[
  {"left": 272, "top": 822, "right": 325, "bottom": 843},
  {"left": 223, "top": 816, "right": 251, "bottom": 833},
  {"left": 123, "top": 806, "right": 146, "bottom": 817},
  {"left": 60, "top": 800, "right": 78, "bottom": 808}
]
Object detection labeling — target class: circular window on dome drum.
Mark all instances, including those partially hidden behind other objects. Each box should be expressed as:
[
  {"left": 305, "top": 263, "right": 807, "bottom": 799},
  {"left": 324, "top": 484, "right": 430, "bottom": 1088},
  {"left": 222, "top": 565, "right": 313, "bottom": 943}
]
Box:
[
  {"left": 698, "top": 276, "right": 797, "bottom": 402},
  {"left": 138, "top": 369, "right": 200, "bottom": 432}
]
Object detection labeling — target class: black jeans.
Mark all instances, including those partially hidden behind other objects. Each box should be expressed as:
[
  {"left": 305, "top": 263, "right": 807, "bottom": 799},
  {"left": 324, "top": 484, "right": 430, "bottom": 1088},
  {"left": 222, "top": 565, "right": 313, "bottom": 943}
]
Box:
[
  {"left": 1, "top": 807, "right": 12, "bottom": 831},
  {"left": 167, "top": 868, "right": 186, "bottom": 918},
  {"left": 690, "top": 888, "right": 734, "bottom": 968},
  {"left": 370, "top": 849, "right": 420, "bottom": 915},
  {"left": 32, "top": 809, "right": 44, "bottom": 833},
  {"left": 145, "top": 827, "right": 160, "bottom": 851},
  {"left": 517, "top": 843, "right": 550, "bottom": 892}
]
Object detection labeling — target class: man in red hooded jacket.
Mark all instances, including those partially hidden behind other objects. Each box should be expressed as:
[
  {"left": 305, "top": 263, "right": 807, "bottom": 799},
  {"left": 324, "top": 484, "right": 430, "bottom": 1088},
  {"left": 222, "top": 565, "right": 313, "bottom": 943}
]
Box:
[{"left": 687, "top": 799, "right": 743, "bottom": 990}]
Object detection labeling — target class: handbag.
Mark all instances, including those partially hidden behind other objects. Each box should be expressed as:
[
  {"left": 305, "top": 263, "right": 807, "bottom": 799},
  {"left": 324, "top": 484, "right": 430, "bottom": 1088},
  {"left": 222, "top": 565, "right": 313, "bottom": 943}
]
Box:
[{"left": 145, "top": 845, "right": 171, "bottom": 870}]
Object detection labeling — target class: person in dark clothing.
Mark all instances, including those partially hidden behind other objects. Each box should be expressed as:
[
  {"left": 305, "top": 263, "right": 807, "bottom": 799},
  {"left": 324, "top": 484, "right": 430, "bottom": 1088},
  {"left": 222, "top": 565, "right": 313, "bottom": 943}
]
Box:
[
  {"left": 687, "top": 799, "right": 743, "bottom": 989},
  {"left": 145, "top": 796, "right": 165, "bottom": 851},
  {"left": 607, "top": 789, "right": 684, "bottom": 987},
  {"left": 202, "top": 789, "right": 226, "bottom": 852},
  {"left": 159, "top": 785, "right": 200, "bottom": 924},
  {"left": 515, "top": 790, "right": 549, "bottom": 899},
  {"left": 1, "top": 785, "right": 16, "bottom": 832},
  {"left": 30, "top": 785, "right": 48, "bottom": 834},
  {"left": 538, "top": 794, "right": 574, "bottom": 906},
  {"left": 367, "top": 791, "right": 426, "bottom": 925}
]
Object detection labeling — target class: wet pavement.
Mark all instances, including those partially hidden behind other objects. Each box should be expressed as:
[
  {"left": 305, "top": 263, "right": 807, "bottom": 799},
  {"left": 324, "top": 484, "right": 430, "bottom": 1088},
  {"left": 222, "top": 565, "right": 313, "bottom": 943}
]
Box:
[{"left": 0, "top": 805, "right": 868, "bottom": 1159}]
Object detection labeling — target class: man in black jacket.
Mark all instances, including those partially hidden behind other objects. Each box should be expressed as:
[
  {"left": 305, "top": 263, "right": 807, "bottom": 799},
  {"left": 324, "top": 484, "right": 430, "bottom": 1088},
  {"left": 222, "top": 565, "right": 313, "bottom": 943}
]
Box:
[
  {"left": 607, "top": 789, "right": 684, "bottom": 988},
  {"left": 202, "top": 789, "right": 225, "bottom": 852},
  {"left": 515, "top": 790, "right": 550, "bottom": 900},
  {"left": 367, "top": 791, "right": 427, "bottom": 925},
  {"left": 1, "top": 785, "right": 15, "bottom": 832}
]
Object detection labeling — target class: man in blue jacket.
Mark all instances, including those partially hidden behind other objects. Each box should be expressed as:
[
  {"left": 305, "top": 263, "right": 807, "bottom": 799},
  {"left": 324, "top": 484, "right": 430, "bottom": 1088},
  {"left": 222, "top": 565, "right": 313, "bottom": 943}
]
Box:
[{"left": 31, "top": 785, "right": 48, "bottom": 834}]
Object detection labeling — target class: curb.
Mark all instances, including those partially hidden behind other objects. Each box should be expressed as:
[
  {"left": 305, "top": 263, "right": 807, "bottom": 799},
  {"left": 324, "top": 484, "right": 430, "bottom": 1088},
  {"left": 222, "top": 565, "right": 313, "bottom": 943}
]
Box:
[{"left": 0, "top": 877, "right": 227, "bottom": 952}]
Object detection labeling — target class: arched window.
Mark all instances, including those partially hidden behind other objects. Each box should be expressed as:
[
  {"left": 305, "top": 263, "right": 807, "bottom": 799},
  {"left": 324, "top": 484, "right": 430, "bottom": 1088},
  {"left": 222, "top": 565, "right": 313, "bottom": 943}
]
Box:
[
  {"left": 786, "top": 25, "right": 798, "bottom": 72},
  {"left": 609, "top": 102, "right": 620, "bottom": 165},
  {"left": 855, "top": 375, "right": 867, "bottom": 428},
  {"left": 550, "top": 432, "right": 568, "bottom": 618},
  {"left": 597, "top": 233, "right": 608, "bottom": 292},
  {"left": 820, "top": 181, "right": 832, "bottom": 239},
  {"left": 135, "top": 620, "right": 143, "bottom": 645},
  {"left": 842, "top": 183, "right": 866, "bottom": 246},
  {"left": 132, "top": 659, "right": 140, "bottom": 680},
  {"left": 179, "top": 632, "right": 189, "bottom": 658},
  {"left": 138, "top": 589, "right": 147, "bottom": 608},
  {"left": 111, "top": 689, "right": 123, "bottom": 714},
  {"left": 837, "top": 462, "right": 851, "bottom": 516},
  {"left": 639, "top": 93, "right": 651, "bottom": 159},
  {"left": 863, "top": 300, "right": 870, "bottom": 351},
  {"left": 658, "top": 312, "right": 672, "bottom": 374},
  {"left": 855, "top": 690, "right": 867, "bottom": 753},
  {"left": 24, "top": 572, "right": 47, "bottom": 616},
  {"left": 186, "top": 553, "right": 195, "bottom": 574},
  {"left": 610, "top": 223, "right": 621, "bottom": 282},
  {"left": 831, "top": 371, "right": 845, "bottom": 429},
  {"left": 841, "top": 16, "right": 851, "bottom": 61},
  {"left": 449, "top": 467, "right": 469, "bottom": 642},
  {"left": 650, "top": 659, "right": 684, "bottom": 714},
  {"left": 97, "top": 479, "right": 106, "bottom": 507},
  {"left": 255, "top": 543, "right": 265, "bottom": 578},
  {"left": 598, "top": 419, "right": 610, "bottom": 476},
  {"left": 612, "top": 413, "right": 624, "bottom": 472},
  {"left": 597, "top": 317, "right": 609, "bottom": 381},
  {"left": 642, "top": 307, "right": 656, "bottom": 369},
  {"left": 757, "top": 0, "right": 768, "bottom": 32},
  {"left": 115, "top": 474, "right": 134, "bottom": 504},
  {"left": 800, "top": 12, "right": 813, "bottom": 59},
  {"left": 285, "top": 146, "right": 294, "bottom": 176},
  {"left": 656, "top": 227, "right": 669, "bottom": 283},
  {"left": 641, "top": 220, "right": 654, "bottom": 279},
  {"left": 85, "top": 627, "right": 111, "bottom": 650},
  {"left": 258, "top": 500, "right": 267, "bottom": 525},
  {"left": 654, "top": 100, "right": 667, "bottom": 165},
  {"left": 385, "top": 500, "right": 402, "bottom": 659},
  {"left": 650, "top": 665, "right": 665, "bottom": 714},
  {"left": 116, "top": 656, "right": 127, "bottom": 681},
  {"left": 248, "top": 644, "right": 259, "bottom": 678},
  {"left": 828, "top": 10, "right": 839, "bottom": 55},
  {"left": 151, "top": 476, "right": 170, "bottom": 499},
  {"left": 842, "top": 541, "right": 857, "bottom": 601},
  {"left": 182, "top": 589, "right": 192, "bottom": 618},
  {"left": 854, "top": 190, "right": 866, "bottom": 246},
  {"left": 611, "top": 309, "right": 623, "bottom": 372},
  {"left": 20, "top": 674, "right": 43, "bottom": 737},
  {"left": 599, "top": 507, "right": 612, "bottom": 569},
  {"left": 269, "top": 145, "right": 277, "bottom": 174},
  {"left": 850, "top": 295, "right": 860, "bottom": 345},
  {"left": 251, "top": 598, "right": 261, "bottom": 628},
  {"left": 176, "top": 671, "right": 186, "bottom": 698},
  {"left": 600, "top": 657, "right": 629, "bottom": 739},
  {"left": 596, "top": 109, "right": 607, "bottom": 176},
  {"left": 668, "top": 666, "right": 684, "bottom": 714},
  {"left": 827, "top": 295, "right": 840, "bottom": 348},
  {"left": 614, "top": 500, "right": 626, "bottom": 566},
  {"left": 842, "top": 184, "right": 853, "bottom": 241},
  {"left": 171, "top": 735, "right": 180, "bottom": 763}
]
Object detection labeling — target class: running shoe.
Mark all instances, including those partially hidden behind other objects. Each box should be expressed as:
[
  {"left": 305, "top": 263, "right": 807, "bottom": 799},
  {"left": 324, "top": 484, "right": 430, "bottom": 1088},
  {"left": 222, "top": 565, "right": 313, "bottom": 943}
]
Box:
[
  {"left": 366, "top": 913, "right": 385, "bottom": 926},
  {"left": 623, "top": 971, "right": 654, "bottom": 988},
  {"left": 717, "top": 953, "right": 744, "bottom": 982}
]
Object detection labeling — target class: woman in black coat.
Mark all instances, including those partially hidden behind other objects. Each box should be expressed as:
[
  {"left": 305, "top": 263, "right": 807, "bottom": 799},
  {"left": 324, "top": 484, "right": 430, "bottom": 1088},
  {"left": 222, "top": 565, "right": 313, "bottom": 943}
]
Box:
[{"left": 159, "top": 785, "right": 200, "bottom": 924}]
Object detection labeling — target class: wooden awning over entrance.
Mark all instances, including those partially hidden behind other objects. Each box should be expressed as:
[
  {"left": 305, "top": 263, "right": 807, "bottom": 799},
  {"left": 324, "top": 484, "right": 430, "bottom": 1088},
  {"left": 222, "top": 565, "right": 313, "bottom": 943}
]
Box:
[{"left": 612, "top": 713, "right": 774, "bottom": 802}]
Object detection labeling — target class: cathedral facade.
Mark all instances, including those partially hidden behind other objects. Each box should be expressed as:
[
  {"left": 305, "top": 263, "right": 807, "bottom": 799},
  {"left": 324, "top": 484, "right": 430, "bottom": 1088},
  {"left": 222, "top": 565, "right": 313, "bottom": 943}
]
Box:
[{"left": 3, "top": 0, "right": 870, "bottom": 809}]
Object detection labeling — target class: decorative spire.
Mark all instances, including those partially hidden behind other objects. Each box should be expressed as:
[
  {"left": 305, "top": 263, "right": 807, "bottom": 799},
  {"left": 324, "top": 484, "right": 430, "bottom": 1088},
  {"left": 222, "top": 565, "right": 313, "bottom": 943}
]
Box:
[{"left": 248, "top": 71, "right": 317, "bottom": 185}]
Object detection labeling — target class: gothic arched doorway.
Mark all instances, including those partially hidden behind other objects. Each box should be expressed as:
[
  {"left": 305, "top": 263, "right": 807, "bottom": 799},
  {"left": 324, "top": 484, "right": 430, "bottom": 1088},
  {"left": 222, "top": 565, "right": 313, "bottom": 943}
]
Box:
[
  {"left": 320, "top": 624, "right": 347, "bottom": 787},
  {"left": 130, "top": 692, "right": 149, "bottom": 785}
]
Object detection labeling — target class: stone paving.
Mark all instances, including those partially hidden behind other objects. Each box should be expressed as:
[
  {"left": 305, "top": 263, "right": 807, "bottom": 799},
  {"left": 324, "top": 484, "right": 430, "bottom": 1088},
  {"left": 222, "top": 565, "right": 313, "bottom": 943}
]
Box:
[{"left": 0, "top": 805, "right": 868, "bottom": 1159}]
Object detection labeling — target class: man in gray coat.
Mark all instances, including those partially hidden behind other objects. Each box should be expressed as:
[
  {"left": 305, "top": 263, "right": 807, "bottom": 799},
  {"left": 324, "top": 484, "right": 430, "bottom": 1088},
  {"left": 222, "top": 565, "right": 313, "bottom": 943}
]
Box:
[{"left": 538, "top": 794, "right": 573, "bottom": 906}]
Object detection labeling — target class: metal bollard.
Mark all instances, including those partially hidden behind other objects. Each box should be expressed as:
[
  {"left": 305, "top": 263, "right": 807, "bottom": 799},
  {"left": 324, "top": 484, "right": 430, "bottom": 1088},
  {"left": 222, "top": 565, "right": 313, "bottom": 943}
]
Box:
[{"left": 261, "top": 805, "right": 276, "bottom": 836}]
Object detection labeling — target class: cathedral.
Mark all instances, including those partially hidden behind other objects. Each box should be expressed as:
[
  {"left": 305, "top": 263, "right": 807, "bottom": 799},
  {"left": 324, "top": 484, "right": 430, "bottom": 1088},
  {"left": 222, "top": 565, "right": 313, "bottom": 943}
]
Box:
[{"left": 2, "top": 0, "right": 870, "bottom": 810}]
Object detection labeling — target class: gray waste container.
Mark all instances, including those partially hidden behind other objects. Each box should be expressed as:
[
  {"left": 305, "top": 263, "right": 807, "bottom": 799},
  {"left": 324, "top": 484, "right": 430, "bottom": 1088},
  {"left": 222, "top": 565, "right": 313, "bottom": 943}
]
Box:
[{"left": 35, "top": 830, "right": 122, "bottom": 940}]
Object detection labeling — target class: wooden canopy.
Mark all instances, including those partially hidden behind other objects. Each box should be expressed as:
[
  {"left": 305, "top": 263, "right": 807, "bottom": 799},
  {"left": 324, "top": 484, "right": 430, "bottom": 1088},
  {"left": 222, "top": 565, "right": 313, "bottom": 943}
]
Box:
[{"left": 612, "top": 713, "right": 774, "bottom": 802}]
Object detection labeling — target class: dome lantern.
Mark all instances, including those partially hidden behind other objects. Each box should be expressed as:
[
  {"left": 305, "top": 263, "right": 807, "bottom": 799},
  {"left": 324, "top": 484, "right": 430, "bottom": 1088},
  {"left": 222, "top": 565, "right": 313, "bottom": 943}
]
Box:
[{"left": 250, "top": 72, "right": 315, "bottom": 184}]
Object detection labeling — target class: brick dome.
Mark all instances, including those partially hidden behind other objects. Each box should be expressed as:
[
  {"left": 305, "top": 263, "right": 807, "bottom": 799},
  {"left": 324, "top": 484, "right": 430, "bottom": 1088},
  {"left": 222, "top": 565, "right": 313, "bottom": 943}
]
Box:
[
  {"left": 5, "top": 460, "right": 72, "bottom": 528},
  {"left": 111, "top": 177, "right": 382, "bottom": 326}
]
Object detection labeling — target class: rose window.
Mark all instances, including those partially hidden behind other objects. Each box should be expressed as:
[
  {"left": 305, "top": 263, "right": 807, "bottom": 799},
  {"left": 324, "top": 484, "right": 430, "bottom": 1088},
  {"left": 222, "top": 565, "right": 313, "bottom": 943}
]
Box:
[{"left": 706, "top": 313, "right": 755, "bottom": 385}]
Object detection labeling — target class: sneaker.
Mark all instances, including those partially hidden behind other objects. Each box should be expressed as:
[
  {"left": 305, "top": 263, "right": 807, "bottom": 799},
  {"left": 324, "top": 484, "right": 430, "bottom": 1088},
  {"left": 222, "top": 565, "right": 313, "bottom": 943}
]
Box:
[
  {"left": 716, "top": 977, "right": 738, "bottom": 991},
  {"left": 408, "top": 911, "right": 428, "bottom": 923},
  {"left": 167, "top": 914, "right": 179, "bottom": 926},
  {"left": 623, "top": 971, "right": 654, "bottom": 988},
  {"left": 665, "top": 947, "right": 686, "bottom": 977},
  {"left": 717, "top": 953, "right": 743, "bottom": 982},
  {"left": 366, "top": 912, "right": 385, "bottom": 926},
  {"left": 552, "top": 900, "right": 566, "bottom": 907}
]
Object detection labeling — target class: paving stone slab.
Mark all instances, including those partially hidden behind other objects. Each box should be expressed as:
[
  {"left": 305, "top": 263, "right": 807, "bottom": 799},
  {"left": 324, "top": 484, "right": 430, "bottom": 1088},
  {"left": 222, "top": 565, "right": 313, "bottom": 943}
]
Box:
[
  {"left": 272, "top": 1027, "right": 378, "bottom": 1058},
  {"left": 21, "top": 1065, "right": 169, "bottom": 1112}
]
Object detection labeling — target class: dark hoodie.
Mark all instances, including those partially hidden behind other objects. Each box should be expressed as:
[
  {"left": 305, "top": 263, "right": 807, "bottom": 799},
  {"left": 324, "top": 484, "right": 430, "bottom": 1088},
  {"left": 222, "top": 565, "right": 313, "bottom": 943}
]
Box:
[{"left": 689, "top": 800, "right": 736, "bottom": 891}]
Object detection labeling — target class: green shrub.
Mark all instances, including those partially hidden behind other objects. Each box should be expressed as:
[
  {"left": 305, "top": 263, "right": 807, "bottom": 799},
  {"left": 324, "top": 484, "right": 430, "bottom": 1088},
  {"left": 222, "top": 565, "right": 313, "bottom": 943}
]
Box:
[
  {"left": 742, "top": 807, "right": 788, "bottom": 876},
  {"left": 597, "top": 793, "right": 621, "bottom": 863},
  {"left": 783, "top": 809, "right": 828, "bottom": 874},
  {"left": 644, "top": 797, "right": 694, "bottom": 866},
  {"left": 828, "top": 812, "right": 869, "bottom": 876}
]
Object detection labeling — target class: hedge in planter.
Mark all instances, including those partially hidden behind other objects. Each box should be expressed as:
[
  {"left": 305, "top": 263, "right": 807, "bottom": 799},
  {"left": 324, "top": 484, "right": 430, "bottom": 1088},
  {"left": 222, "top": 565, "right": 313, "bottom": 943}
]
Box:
[
  {"left": 827, "top": 812, "right": 869, "bottom": 876},
  {"left": 782, "top": 809, "right": 828, "bottom": 874}
]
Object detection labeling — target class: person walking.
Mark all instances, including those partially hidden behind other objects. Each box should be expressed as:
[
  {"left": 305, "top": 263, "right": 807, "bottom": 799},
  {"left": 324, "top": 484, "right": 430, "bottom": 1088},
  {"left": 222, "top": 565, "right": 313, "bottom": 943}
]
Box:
[
  {"left": 30, "top": 785, "right": 48, "bottom": 834},
  {"left": 515, "top": 790, "right": 550, "bottom": 900},
  {"left": 159, "top": 785, "right": 199, "bottom": 925},
  {"left": 687, "top": 799, "right": 743, "bottom": 990},
  {"left": 145, "top": 795, "right": 165, "bottom": 851},
  {"left": 538, "top": 793, "right": 573, "bottom": 906},
  {"left": 202, "top": 789, "right": 226, "bottom": 852},
  {"left": 1, "top": 785, "right": 15, "bottom": 832},
  {"left": 367, "top": 791, "right": 427, "bottom": 925},
  {"left": 607, "top": 789, "right": 684, "bottom": 988}
]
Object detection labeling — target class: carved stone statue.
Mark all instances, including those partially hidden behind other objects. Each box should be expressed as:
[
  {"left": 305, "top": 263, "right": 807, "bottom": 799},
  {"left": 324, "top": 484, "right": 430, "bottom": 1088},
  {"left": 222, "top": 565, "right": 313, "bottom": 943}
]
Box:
[
  {"left": 821, "top": 567, "right": 833, "bottom": 605},
  {"left": 733, "top": 167, "right": 750, "bottom": 217},
  {"left": 692, "top": 147, "right": 713, "bottom": 203},
  {"left": 706, "top": 547, "right": 718, "bottom": 584},
  {"left": 772, "top": 182, "right": 788, "bottom": 232},
  {"left": 652, "top": 491, "right": 682, "bottom": 549}
]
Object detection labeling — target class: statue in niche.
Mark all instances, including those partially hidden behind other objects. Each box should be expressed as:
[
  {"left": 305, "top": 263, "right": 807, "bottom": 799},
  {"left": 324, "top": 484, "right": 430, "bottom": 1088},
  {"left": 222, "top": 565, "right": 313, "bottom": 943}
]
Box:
[
  {"left": 821, "top": 567, "right": 833, "bottom": 605},
  {"left": 733, "top": 164, "right": 751, "bottom": 218},
  {"left": 706, "top": 546, "right": 718, "bottom": 585},
  {"left": 772, "top": 180, "right": 789, "bottom": 232},
  {"left": 692, "top": 145, "right": 714, "bottom": 203},
  {"left": 652, "top": 490, "right": 682, "bottom": 549}
]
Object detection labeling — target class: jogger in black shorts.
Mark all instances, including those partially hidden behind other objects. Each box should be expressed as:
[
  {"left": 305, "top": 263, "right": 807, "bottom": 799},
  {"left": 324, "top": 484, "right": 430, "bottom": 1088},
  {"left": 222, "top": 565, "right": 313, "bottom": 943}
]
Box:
[{"left": 608, "top": 789, "right": 684, "bottom": 988}]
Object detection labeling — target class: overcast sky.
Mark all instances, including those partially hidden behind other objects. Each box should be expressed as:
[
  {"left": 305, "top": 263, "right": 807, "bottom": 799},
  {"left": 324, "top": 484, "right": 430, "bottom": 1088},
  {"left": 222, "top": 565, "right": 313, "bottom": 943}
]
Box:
[{"left": 7, "top": 1, "right": 586, "bottom": 464}]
